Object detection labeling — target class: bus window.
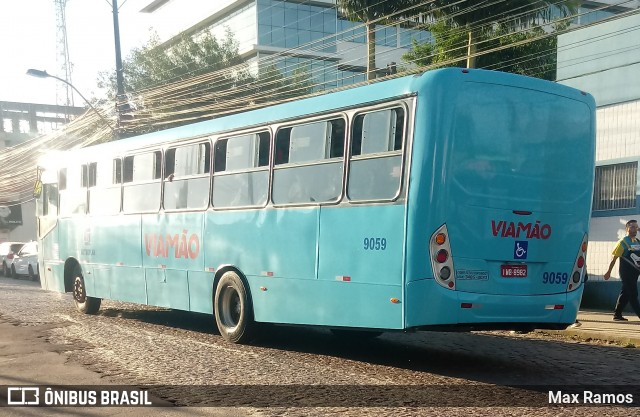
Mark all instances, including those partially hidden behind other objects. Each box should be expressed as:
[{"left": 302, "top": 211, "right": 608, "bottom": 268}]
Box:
[
  {"left": 41, "top": 183, "right": 58, "bottom": 217},
  {"left": 88, "top": 160, "right": 122, "bottom": 215},
  {"left": 122, "top": 151, "right": 161, "bottom": 213},
  {"left": 113, "top": 159, "right": 122, "bottom": 184},
  {"left": 348, "top": 108, "right": 404, "bottom": 201},
  {"left": 272, "top": 118, "right": 345, "bottom": 205},
  {"left": 58, "top": 168, "right": 67, "bottom": 191},
  {"left": 213, "top": 132, "right": 270, "bottom": 208},
  {"left": 59, "top": 165, "right": 87, "bottom": 216},
  {"left": 164, "top": 142, "right": 211, "bottom": 210}
]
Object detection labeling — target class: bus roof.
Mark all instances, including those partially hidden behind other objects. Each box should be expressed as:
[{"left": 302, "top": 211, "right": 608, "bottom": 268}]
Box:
[{"left": 47, "top": 68, "right": 593, "bottom": 160}]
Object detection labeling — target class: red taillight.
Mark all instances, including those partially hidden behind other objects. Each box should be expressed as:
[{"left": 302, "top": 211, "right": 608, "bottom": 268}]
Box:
[
  {"left": 577, "top": 256, "right": 584, "bottom": 268},
  {"left": 435, "top": 249, "right": 448, "bottom": 263},
  {"left": 430, "top": 224, "right": 455, "bottom": 290}
]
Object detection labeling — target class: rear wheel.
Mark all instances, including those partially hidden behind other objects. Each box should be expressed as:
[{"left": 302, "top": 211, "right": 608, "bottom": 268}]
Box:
[
  {"left": 214, "top": 271, "right": 254, "bottom": 343},
  {"left": 72, "top": 267, "right": 101, "bottom": 314},
  {"left": 10, "top": 265, "right": 17, "bottom": 279},
  {"left": 1, "top": 262, "right": 6, "bottom": 276}
]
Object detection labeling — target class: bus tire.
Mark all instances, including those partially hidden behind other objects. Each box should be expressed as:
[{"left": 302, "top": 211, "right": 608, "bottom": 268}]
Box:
[
  {"left": 214, "top": 271, "right": 254, "bottom": 344},
  {"left": 72, "top": 267, "right": 101, "bottom": 314}
]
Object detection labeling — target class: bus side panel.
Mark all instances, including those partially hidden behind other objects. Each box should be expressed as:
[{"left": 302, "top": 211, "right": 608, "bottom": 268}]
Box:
[
  {"left": 249, "top": 277, "right": 403, "bottom": 329},
  {"left": 318, "top": 204, "right": 405, "bottom": 286},
  {"left": 146, "top": 268, "right": 189, "bottom": 310},
  {"left": 91, "top": 266, "right": 112, "bottom": 299},
  {"left": 110, "top": 267, "right": 147, "bottom": 304},
  {"left": 188, "top": 271, "right": 215, "bottom": 314},
  {"left": 141, "top": 213, "right": 205, "bottom": 271},
  {"left": 60, "top": 216, "right": 143, "bottom": 267},
  {"left": 204, "top": 208, "right": 318, "bottom": 280}
]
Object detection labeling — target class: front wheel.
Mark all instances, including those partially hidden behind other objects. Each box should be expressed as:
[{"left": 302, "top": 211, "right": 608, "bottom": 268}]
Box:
[
  {"left": 214, "top": 271, "right": 255, "bottom": 343},
  {"left": 72, "top": 268, "right": 101, "bottom": 314}
]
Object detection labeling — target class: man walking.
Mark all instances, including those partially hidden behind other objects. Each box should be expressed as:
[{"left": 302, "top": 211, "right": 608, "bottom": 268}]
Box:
[{"left": 604, "top": 219, "right": 640, "bottom": 321}]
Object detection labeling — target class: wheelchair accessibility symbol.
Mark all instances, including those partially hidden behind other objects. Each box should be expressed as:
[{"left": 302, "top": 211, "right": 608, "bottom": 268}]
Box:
[{"left": 514, "top": 241, "right": 528, "bottom": 260}]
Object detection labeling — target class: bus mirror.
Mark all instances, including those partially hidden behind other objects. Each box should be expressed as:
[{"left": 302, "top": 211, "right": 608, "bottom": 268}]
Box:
[{"left": 33, "top": 179, "right": 43, "bottom": 199}]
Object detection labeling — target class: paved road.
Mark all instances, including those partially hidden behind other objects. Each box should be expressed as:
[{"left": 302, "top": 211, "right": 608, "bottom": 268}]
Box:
[{"left": 1, "top": 277, "right": 638, "bottom": 416}]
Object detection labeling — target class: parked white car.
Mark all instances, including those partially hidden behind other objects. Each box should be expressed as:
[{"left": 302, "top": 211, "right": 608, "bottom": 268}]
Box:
[
  {"left": 10, "top": 241, "right": 39, "bottom": 281},
  {"left": 1, "top": 242, "right": 24, "bottom": 277}
]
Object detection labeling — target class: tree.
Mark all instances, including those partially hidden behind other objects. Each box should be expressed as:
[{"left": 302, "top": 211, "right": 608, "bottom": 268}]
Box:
[
  {"left": 420, "top": 0, "right": 578, "bottom": 68},
  {"left": 97, "top": 30, "right": 313, "bottom": 135},
  {"left": 337, "top": 0, "right": 417, "bottom": 80},
  {"left": 403, "top": 20, "right": 568, "bottom": 80},
  {"left": 98, "top": 29, "right": 244, "bottom": 99}
]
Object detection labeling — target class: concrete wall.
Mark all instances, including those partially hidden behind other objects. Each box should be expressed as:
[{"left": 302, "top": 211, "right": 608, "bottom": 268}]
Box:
[{"left": 558, "top": 13, "right": 640, "bottom": 311}]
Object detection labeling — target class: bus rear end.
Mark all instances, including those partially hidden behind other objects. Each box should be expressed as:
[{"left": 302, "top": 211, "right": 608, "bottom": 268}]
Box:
[{"left": 406, "top": 69, "right": 595, "bottom": 331}]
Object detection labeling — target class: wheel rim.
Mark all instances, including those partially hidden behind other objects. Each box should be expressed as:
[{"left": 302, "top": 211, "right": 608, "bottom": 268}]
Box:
[
  {"left": 73, "top": 276, "right": 86, "bottom": 303},
  {"left": 219, "top": 285, "right": 241, "bottom": 330}
]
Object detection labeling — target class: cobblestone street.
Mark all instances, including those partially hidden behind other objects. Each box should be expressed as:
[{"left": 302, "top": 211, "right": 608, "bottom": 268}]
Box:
[{"left": 1, "top": 277, "right": 638, "bottom": 416}]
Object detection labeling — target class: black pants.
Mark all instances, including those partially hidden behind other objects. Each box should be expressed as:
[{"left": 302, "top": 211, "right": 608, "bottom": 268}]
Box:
[{"left": 614, "top": 274, "right": 640, "bottom": 317}]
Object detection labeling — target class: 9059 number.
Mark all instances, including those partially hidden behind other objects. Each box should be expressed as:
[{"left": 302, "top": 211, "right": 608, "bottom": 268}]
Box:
[
  {"left": 543, "top": 272, "right": 568, "bottom": 284},
  {"left": 364, "top": 237, "right": 387, "bottom": 251}
]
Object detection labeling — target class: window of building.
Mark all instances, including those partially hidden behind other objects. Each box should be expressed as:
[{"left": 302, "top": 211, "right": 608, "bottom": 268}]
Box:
[
  {"left": 592, "top": 162, "right": 638, "bottom": 211},
  {"left": 164, "top": 142, "right": 211, "bottom": 210},
  {"left": 122, "top": 151, "right": 162, "bottom": 213},
  {"left": 272, "top": 118, "right": 345, "bottom": 204},
  {"left": 213, "top": 132, "right": 270, "bottom": 208},
  {"left": 348, "top": 107, "right": 405, "bottom": 201}
]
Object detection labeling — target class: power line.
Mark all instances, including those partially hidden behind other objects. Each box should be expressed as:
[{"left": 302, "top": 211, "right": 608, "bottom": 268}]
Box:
[{"left": 2, "top": 0, "right": 639, "bottom": 204}]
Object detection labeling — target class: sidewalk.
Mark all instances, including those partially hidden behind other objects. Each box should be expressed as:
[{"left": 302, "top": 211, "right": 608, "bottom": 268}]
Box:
[{"left": 547, "top": 310, "right": 640, "bottom": 346}]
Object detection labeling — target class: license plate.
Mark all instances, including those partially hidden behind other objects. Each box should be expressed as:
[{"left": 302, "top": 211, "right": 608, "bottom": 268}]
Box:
[{"left": 501, "top": 264, "right": 527, "bottom": 278}]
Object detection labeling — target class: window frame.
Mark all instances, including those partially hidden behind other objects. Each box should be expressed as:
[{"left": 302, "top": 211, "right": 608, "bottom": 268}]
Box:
[
  {"left": 86, "top": 158, "right": 123, "bottom": 215},
  {"left": 346, "top": 102, "right": 409, "bottom": 204},
  {"left": 212, "top": 128, "right": 272, "bottom": 210},
  {"left": 121, "top": 149, "right": 163, "bottom": 214},
  {"left": 163, "top": 139, "right": 213, "bottom": 212},
  {"left": 592, "top": 161, "right": 638, "bottom": 212},
  {"left": 271, "top": 113, "right": 347, "bottom": 207}
]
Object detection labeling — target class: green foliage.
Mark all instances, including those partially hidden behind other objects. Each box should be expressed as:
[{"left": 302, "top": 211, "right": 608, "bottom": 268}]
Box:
[
  {"left": 402, "top": 0, "right": 578, "bottom": 79},
  {"left": 97, "top": 29, "right": 314, "bottom": 136},
  {"left": 97, "top": 29, "right": 244, "bottom": 98},
  {"left": 403, "top": 21, "right": 567, "bottom": 80}
]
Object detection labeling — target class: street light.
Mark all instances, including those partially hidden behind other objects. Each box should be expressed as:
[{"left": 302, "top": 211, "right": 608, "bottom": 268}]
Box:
[{"left": 25, "top": 69, "right": 116, "bottom": 134}]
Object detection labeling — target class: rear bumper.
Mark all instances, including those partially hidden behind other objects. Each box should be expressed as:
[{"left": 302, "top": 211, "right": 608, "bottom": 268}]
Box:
[{"left": 405, "top": 278, "right": 583, "bottom": 330}]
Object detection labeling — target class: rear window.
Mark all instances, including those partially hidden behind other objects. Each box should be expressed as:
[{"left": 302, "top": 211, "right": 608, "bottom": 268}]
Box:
[{"left": 451, "top": 83, "right": 592, "bottom": 206}]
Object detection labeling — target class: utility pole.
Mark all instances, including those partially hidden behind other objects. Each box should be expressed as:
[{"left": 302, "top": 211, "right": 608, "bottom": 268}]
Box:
[
  {"left": 112, "top": 0, "right": 126, "bottom": 137},
  {"left": 54, "top": 0, "right": 73, "bottom": 119}
]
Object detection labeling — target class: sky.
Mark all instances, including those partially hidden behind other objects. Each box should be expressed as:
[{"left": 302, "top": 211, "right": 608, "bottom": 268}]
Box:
[{"left": 0, "top": 0, "right": 154, "bottom": 106}]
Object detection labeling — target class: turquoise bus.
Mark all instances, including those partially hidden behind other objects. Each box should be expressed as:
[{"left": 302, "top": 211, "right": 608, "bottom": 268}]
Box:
[{"left": 36, "top": 68, "right": 595, "bottom": 343}]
